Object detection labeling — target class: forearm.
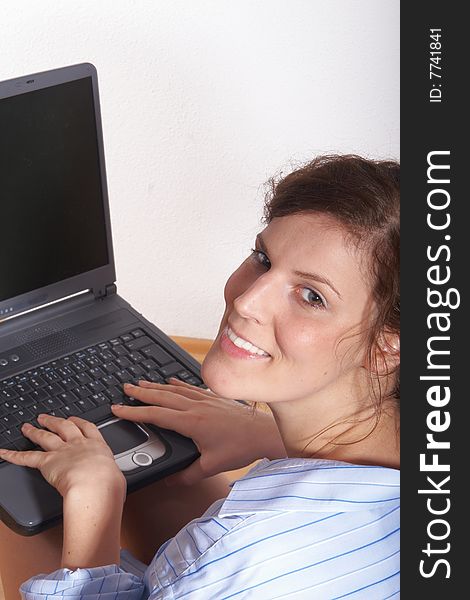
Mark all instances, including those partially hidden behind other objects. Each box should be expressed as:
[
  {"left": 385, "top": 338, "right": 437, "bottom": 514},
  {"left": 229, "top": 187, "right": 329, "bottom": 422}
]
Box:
[{"left": 61, "top": 479, "right": 126, "bottom": 569}]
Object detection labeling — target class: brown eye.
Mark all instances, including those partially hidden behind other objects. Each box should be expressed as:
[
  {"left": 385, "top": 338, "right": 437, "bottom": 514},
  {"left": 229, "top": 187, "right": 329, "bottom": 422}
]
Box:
[{"left": 300, "top": 287, "right": 324, "bottom": 308}]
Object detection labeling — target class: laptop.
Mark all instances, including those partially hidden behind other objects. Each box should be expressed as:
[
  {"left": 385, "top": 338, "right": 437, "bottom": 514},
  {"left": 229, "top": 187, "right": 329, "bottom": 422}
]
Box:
[{"left": 0, "top": 63, "right": 201, "bottom": 536}]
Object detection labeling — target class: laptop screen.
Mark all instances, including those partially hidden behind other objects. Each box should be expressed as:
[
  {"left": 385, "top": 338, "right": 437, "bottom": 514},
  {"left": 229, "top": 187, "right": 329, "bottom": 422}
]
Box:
[{"left": 0, "top": 76, "right": 109, "bottom": 304}]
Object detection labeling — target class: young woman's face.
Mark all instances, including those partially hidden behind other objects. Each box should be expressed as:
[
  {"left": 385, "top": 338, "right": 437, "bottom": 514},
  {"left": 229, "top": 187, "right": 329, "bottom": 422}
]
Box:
[{"left": 202, "top": 213, "right": 375, "bottom": 404}]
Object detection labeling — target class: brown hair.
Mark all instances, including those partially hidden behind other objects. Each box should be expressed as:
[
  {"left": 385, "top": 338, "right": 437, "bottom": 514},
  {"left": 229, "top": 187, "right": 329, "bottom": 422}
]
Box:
[{"left": 262, "top": 154, "right": 400, "bottom": 414}]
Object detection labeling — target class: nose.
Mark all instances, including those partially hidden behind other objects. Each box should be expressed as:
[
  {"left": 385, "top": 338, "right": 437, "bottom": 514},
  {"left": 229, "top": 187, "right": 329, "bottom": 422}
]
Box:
[{"left": 232, "top": 272, "right": 276, "bottom": 325}]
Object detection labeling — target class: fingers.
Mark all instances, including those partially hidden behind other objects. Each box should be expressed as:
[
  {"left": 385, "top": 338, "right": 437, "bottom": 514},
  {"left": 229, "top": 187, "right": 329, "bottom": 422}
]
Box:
[
  {"left": 0, "top": 448, "right": 45, "bottom": 469},
  {"left": 20, "top": 421, "right": 65, "bottom": 451},
  {"left": 66, "top": 416, "right": 103, "bottom": 440},
  {"left": 128, "top": 380, "right": 215, "bottom": 405},
  {"left": 123, "top": 383, "right": 194, "bottom": 409},
  {"left": 163, "top": 378, "right": 216, "bottom": 396},
  {"left": 13, "top": 415, "right": 102, "bottom": 454},
  {"left": 35, "top": 413, "right": 83, "bottom": 442},
  {"left": 111, "top": 404, "right": 192, "bottom": 437}
]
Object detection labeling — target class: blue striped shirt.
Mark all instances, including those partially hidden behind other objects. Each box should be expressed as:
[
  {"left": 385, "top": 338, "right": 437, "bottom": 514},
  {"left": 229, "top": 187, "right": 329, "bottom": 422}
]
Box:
[{"left": 20, "top": 458, "right": 400, "bottom": 599}]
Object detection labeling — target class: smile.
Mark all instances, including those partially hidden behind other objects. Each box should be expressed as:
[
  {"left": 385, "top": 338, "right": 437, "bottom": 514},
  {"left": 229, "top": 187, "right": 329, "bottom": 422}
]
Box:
[{"left": 221, "top": 326, "right": 271, "bottom": 358}]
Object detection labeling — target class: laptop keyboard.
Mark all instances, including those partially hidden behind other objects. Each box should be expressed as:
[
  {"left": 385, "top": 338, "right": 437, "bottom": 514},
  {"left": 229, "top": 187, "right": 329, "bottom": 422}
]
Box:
[{"left": 0, "top": 328, "right": 202, "bottom": 458}]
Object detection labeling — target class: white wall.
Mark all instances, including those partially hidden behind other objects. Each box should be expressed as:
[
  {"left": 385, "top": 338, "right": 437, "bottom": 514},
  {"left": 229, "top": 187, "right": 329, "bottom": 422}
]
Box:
[{"left": 1, "top": 0, "right": 399, "bottom": 339}]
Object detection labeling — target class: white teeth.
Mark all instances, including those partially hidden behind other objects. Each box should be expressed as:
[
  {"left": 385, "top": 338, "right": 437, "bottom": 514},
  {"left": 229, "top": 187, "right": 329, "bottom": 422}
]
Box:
[{"left": 226, "top": 327, "right": 270, "bottom": 356}]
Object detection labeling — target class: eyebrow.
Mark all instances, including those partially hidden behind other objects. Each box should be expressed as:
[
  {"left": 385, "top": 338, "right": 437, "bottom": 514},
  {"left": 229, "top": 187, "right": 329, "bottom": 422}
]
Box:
[{"left": 256, "top": 233, "right": 343, "bottom": 300}]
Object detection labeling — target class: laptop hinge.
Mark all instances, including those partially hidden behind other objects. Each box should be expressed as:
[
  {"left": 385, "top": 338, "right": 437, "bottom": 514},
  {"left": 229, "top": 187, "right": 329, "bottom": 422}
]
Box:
[{"left": 94, "top": 283, "right": 117, "bottom": 300}]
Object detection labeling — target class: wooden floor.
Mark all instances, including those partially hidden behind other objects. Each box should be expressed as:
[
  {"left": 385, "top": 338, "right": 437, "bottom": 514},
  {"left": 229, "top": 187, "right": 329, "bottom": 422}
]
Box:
[{"left": 0, "top": 336, "right": 214, "bottom": 599}]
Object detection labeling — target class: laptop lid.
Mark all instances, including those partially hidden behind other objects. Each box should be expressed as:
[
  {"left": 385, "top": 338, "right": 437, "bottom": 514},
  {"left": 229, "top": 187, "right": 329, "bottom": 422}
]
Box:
[{"left": 0, "top": 63, "right": 116, "bottom": 322}]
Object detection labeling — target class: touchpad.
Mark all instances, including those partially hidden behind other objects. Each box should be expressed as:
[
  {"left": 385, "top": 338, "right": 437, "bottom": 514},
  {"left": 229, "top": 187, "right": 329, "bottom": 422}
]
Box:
[{"left": 99, "top": 420, "right": 148, "bottom": 455}]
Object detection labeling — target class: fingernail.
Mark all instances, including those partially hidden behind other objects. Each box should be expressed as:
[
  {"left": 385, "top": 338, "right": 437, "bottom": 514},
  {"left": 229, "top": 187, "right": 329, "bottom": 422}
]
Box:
[
  {"left": 123, "top": 383, "right": 134, "bottom": 389},
  {"left": 111, "top": 403, "right": 123, "bottom": 410}
]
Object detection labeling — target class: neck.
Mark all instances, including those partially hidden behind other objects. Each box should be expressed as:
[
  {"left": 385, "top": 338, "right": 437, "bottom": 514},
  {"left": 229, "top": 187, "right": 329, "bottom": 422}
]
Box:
[{"left": 268, "top": 392, "right": 400, "bottom": 470}]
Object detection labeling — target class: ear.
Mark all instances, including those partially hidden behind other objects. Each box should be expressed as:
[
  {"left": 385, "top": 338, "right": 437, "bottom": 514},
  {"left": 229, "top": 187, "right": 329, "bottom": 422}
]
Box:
[{"left": 372, "top": 330, "right": 400, "bottom": 376}]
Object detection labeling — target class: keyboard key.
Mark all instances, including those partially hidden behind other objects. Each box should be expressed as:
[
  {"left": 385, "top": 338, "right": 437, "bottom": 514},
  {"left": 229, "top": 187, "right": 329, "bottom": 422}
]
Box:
[
  {"left": 1, "top": 426, "right": 23, "bottom": 443},
  {"left": 15, "top": 408, "right": 34, "bottom": 422},
  {"left": 98, "top": 349, "right": 115, "bottom": 361},
  {"left": 91, "top": 393, "right": 109, "bottom": 406},
  {"left": 141, "top": 359, "right": 158, "bottom": 371},
  {"left": 29, "top": 388, "right": 50, "bottom": 403},
  {"left": 128, "top": 365, "right": 145, "bottom": 378},
  {"left": 175, "top": 369, "right": 193, "bottom": 381},
  {"left": 16, "top": 382, "right": 33, "bottom": 395},
  {"left": 84, "top": 357, "right": 100, "bottom": 369},
  {"left": 76, "top": 373, "right": 93, "bottom": 386},
  {"left": 130, "top": 329, "right": 145, "bottom": 338},
  {"left": 59, "top": 355, "right": 74, "bottom": 365},
  {"left": 43, "top": 370, "right": 61, "bottom": 383},
  {"left": 145, "top": 371, "right": 165, "bottom": 384},
  {"left": 30, "top": 376, "right": 47, "bottom": 389},
  {"left": 60, "top": 377, "right": 77, "bottom": 390},
  {"left": 112, "top": 345, "right": 128, "bottom": 357},
  {"left": 103, "top": 362, "right": 119, "bottom": 374},
  {"left": 186, "top": 376, "right": 203, "bottom": 386},
  {"left": 1, "top": 414, "right": 20, "bottom": 428},
  {"left": 1, "top": 388, "right": 17, "bottom": 401},
  {"left": 114, "top": 370, "right": 132, "bottom": 384},
  {"left": 125, "top": 336, "right": 152, "bottom": 351},
  {"left": 75, "top": 398, "right": 96, "bottom": 413},
  {"left": 16, "top": 394, "right": 35, "bottom": 408},
  {"left": 105, "top": 386, "right": 126, "bottom": 403},
  {"left": 2, "top": 400, "right": 18, "bottom": 413},
  {"left": 88, "top": 381, "right": 105, "bottom": 394},
  {"left": 158, "top": 362, "right": 186, "bottom": 378},
  {"left": 89, "top": 367, "right": 106, "bottom": 379},
  {"left": 128, "top": 351, "right": 145, "bottom": 363},
  {"left": 73, "top": 386, "right": 92, "bottom": 399},
  {"left": 120, "top": 334, "right": 134, "bottom": 343},
  {"left": 115, "top": 357, "right": 132, "bottom": 369},
  {"left": 46, "top": 408, "right": 66, "bottom": 418},
  {"left": 43, "top": 397, "right": 64, "bottom": 410},
  {"left": 59, "top": 391, "right": 79, "bottom": 404},
  {"left": 101, "top": 375, "right": 119, "bottom": 387},
  {"left": 141, "top": 345, "right": 173, "bottom": 366},
  {"left": 45, "top": 383, "right": 64, "bottom": 396},
  {"left": 13, "top": 437, "right": 35, "bottom": 451},
  {"left": 80, "top": 404, "right": 113, "bottom": 424},
  {"left": 58, "top": 366, "right": 74, "bottom": 378},
  {"left": 61, "top": 404, "right": 81, "bottom": 418},
  {"left": 71, "top": 360, "right": 87, "bottom": 373},
  {"left": 109, "top": 338, "right": 121, "bottom": 346}
]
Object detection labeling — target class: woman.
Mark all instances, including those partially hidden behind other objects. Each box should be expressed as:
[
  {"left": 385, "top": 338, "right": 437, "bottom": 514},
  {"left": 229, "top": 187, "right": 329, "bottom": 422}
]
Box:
[{"left": 0, "top": 154, "right": 400, "bottom": 599}]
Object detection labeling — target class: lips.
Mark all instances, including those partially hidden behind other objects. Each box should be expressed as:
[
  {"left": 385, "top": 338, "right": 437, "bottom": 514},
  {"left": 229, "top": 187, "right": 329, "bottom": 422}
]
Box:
[{"left": 221, "top": 325, "right": 271, "bottom": 358}]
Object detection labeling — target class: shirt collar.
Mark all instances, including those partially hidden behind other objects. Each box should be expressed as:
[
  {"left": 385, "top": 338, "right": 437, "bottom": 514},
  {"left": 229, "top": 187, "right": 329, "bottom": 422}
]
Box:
[{"left": 219, "top": 457, "right": 400, "bottom": 517}]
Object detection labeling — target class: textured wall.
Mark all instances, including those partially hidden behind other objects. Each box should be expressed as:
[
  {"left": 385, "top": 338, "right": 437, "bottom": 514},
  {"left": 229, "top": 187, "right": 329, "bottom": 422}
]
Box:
[{"left": 1, "top": 0, "right": 399, "bottom": 338}]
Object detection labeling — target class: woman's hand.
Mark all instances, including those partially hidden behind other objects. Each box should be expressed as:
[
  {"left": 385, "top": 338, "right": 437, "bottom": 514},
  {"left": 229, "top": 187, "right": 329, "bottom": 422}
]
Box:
[
  {"left": 0, "top": 413, "right": 125, "bottom": 498},
  {"left": 0, "top": 414, "right": 127, "bottom": 568},
  {"left": 111, "top": 378, "right": 286, "bottom": 486}
]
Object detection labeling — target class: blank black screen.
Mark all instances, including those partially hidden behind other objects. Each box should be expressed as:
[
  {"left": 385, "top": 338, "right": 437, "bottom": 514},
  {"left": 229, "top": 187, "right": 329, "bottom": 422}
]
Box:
[{"left": 0, "top": 77, "right": 109, "bottom": 302}]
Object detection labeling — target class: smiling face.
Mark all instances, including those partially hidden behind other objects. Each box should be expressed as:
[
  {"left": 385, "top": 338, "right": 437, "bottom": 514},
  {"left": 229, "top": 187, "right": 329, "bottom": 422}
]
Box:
[{"left": 202, "top": 213, "right": 376, "bottom": 407}]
